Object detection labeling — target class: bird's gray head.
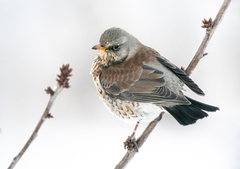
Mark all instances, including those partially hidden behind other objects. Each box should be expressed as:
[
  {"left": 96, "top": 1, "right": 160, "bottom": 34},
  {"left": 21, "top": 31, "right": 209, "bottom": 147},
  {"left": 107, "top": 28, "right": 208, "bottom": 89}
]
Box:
[{"left": 92, "top": 27, "right": 141, "bottom": 66}]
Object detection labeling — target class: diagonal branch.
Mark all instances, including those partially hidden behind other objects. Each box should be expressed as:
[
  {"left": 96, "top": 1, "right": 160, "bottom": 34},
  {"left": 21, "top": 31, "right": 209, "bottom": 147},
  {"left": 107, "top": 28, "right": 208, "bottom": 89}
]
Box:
[
  {"left": 8, "top": 64, "right": 72, "bottom": 169},
  {"left": 114, "top": 0, "right": 231, "bottom": 168},
  {"left": 185, "top": 0, "right": 231, "bottom": 76}
]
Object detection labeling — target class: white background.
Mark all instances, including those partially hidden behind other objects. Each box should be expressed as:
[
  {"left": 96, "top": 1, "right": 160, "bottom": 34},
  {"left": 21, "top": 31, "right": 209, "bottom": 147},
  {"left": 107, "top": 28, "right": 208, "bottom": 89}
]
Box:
[{"left": 1, "top": 0, "right": 240, "bottom": 169}]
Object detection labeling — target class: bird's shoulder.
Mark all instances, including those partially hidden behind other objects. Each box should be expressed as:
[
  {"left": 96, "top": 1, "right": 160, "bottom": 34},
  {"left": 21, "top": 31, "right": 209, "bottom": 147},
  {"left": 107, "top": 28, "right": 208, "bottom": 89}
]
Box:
[{"left": 99, "top": 45, "right": 159, "bottom": 87}]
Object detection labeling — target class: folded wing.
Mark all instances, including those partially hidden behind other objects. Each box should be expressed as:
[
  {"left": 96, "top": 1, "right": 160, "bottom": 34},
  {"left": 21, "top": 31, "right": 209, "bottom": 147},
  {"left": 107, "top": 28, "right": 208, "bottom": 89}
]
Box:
[{"left": 100, "top": 59, "right": 190, "bottom": 106}]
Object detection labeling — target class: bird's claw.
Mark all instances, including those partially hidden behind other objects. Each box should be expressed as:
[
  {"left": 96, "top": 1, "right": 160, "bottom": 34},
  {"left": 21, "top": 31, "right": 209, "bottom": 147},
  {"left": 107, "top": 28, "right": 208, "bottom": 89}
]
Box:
[{"left": 123, "top": 135, "right": 139, "bottom": 152}]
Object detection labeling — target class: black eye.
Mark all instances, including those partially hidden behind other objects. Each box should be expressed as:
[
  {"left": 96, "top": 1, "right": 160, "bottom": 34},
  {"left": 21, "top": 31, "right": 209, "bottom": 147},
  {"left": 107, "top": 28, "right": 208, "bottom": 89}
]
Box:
[{"left": 112, "top": 44, "right": 120, "bottom": 50}]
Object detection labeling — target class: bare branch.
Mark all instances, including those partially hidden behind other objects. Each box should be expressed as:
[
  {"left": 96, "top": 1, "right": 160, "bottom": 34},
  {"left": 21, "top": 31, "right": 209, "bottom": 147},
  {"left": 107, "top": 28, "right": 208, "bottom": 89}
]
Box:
[
  {"left": 115, "top": 0, "right": 231, "bottom": 168},
  {"left": 8, "top": 64, "right": 72, "bottom": 169},
  {"left": 185, "top": 0, "right": 231, "bottom": 76}
]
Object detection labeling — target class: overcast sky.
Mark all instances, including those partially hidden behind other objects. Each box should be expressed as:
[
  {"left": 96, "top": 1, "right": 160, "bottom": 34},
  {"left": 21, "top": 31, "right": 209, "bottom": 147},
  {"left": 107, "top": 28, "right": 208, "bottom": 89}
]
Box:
[{"left": 1, "top": 0, "right": 240, "bottom": 169}]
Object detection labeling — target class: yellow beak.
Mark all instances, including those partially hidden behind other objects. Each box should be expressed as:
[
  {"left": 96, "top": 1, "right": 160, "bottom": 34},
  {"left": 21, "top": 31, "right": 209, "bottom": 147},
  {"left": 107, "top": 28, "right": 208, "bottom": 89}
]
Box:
[{"left": 92, "top": 44, "right": 106, "bottom": 51}]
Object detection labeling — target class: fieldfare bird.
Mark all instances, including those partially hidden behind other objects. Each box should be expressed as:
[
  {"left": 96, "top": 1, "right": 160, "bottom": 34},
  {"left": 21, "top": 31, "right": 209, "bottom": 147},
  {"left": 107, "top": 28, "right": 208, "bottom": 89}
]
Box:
[{"left": 91, "top": 27, "right": 219, "bottom": 126}]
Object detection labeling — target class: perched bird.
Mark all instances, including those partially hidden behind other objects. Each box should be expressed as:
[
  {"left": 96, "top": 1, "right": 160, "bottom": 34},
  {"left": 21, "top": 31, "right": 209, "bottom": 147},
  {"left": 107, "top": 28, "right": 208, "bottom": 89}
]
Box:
[{"left": 91, "top": 27, "right": 219, "bottom": 126}]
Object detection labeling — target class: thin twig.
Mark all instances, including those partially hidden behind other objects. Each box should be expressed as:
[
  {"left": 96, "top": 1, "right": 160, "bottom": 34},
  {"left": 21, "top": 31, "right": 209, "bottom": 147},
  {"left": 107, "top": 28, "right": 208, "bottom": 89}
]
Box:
[
  {"left": 8, "top": 64, "right": 72, "bottom": 169},
  {"left": 114, "top": 0, "right": 231, "bottom": 168},
  {"left": 8, "top": 86, "right": 61, "bottom": 169},
  {"left": 185, "top": 0, "right": 231, "bottom": 76}
]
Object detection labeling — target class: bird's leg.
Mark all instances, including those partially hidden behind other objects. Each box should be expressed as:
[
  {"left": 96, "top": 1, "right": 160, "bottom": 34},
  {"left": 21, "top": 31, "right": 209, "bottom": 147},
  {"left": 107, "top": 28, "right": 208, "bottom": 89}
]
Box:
[{"left": 123, "top": 120, "right": 141, "bottom": 152}]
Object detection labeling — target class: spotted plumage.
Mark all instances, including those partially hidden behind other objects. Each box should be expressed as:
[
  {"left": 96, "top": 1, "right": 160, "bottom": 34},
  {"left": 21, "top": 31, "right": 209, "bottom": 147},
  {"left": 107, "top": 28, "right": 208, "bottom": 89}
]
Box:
[{"left": 91, "top": 27, "right": 219, "bottom": 125}]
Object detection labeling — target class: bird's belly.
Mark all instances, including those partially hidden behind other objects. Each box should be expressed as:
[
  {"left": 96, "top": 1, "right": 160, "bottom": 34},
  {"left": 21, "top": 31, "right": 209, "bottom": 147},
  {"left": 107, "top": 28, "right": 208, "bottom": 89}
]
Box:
[
  {"left": 100, "top": 93, "right": 163, "bottom": 124},
  {"left": 94, "top": 77, "right": 163, "bottom": 124}
]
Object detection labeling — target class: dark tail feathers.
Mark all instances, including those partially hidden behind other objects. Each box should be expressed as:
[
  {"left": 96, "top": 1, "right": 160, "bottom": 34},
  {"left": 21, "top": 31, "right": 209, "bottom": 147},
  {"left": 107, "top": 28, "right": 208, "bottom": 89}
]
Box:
[{"left": 163, "top": 96, "right": 219, "bottom": 126}]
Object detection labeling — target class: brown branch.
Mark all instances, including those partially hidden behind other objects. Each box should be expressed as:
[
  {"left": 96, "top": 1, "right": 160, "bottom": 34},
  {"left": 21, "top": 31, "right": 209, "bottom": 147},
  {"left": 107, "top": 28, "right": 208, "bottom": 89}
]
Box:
[
  {"left": 115, "top": 112, "right": 165, "bottom": 169},
  {"left": 185, "top": 0, "right": 231, "bottom": 76},
  {"left": 114, "top": 0, "right": 231, "bottom": 168},
  {"left": 8, "top": 64, "right": 72, "bottom": 169}
]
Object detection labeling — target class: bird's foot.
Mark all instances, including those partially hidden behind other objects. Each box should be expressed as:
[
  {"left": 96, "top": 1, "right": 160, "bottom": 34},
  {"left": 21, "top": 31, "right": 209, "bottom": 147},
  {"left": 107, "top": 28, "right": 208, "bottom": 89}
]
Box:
[
  {"left": 123, "top": 135, "right": 138, "bottom": 151},
  {"left": 123, "top": 120, "right": 140, "bottom": 152}
]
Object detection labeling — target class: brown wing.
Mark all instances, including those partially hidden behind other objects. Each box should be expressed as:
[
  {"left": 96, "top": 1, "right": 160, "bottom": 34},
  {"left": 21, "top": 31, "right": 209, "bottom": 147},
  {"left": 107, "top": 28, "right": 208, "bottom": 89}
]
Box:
[
  {"left": 100, "top": 49, "right": 190, "bottom": 106},
  {"left": 100, "top": 62, "right": 143, "bottom": 95}
]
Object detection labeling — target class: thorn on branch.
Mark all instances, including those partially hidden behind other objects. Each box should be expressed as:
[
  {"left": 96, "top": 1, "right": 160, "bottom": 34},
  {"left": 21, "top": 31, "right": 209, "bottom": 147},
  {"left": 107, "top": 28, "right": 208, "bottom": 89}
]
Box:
[
  {"left": 201, "top": 18, "right": 214, "bottom": 31},
  {"left": 45, "top": 87, "right": 54, "bottom": 96},
  {"left": 56, "top": 64, "right": 73, "bottom": 88},
  {"left": 46, "top": 113, "right": 54, "bottom": 119},
  {"left": 203, "top": 53, "right": 208, "bottom": 56}
]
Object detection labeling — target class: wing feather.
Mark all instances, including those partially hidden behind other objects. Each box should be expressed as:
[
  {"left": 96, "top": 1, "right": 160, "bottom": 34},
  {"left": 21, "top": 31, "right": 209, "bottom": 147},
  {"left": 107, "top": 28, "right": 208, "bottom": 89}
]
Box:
[{"left": 157, "top": 57, "right": 205, "bottom": 95}]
